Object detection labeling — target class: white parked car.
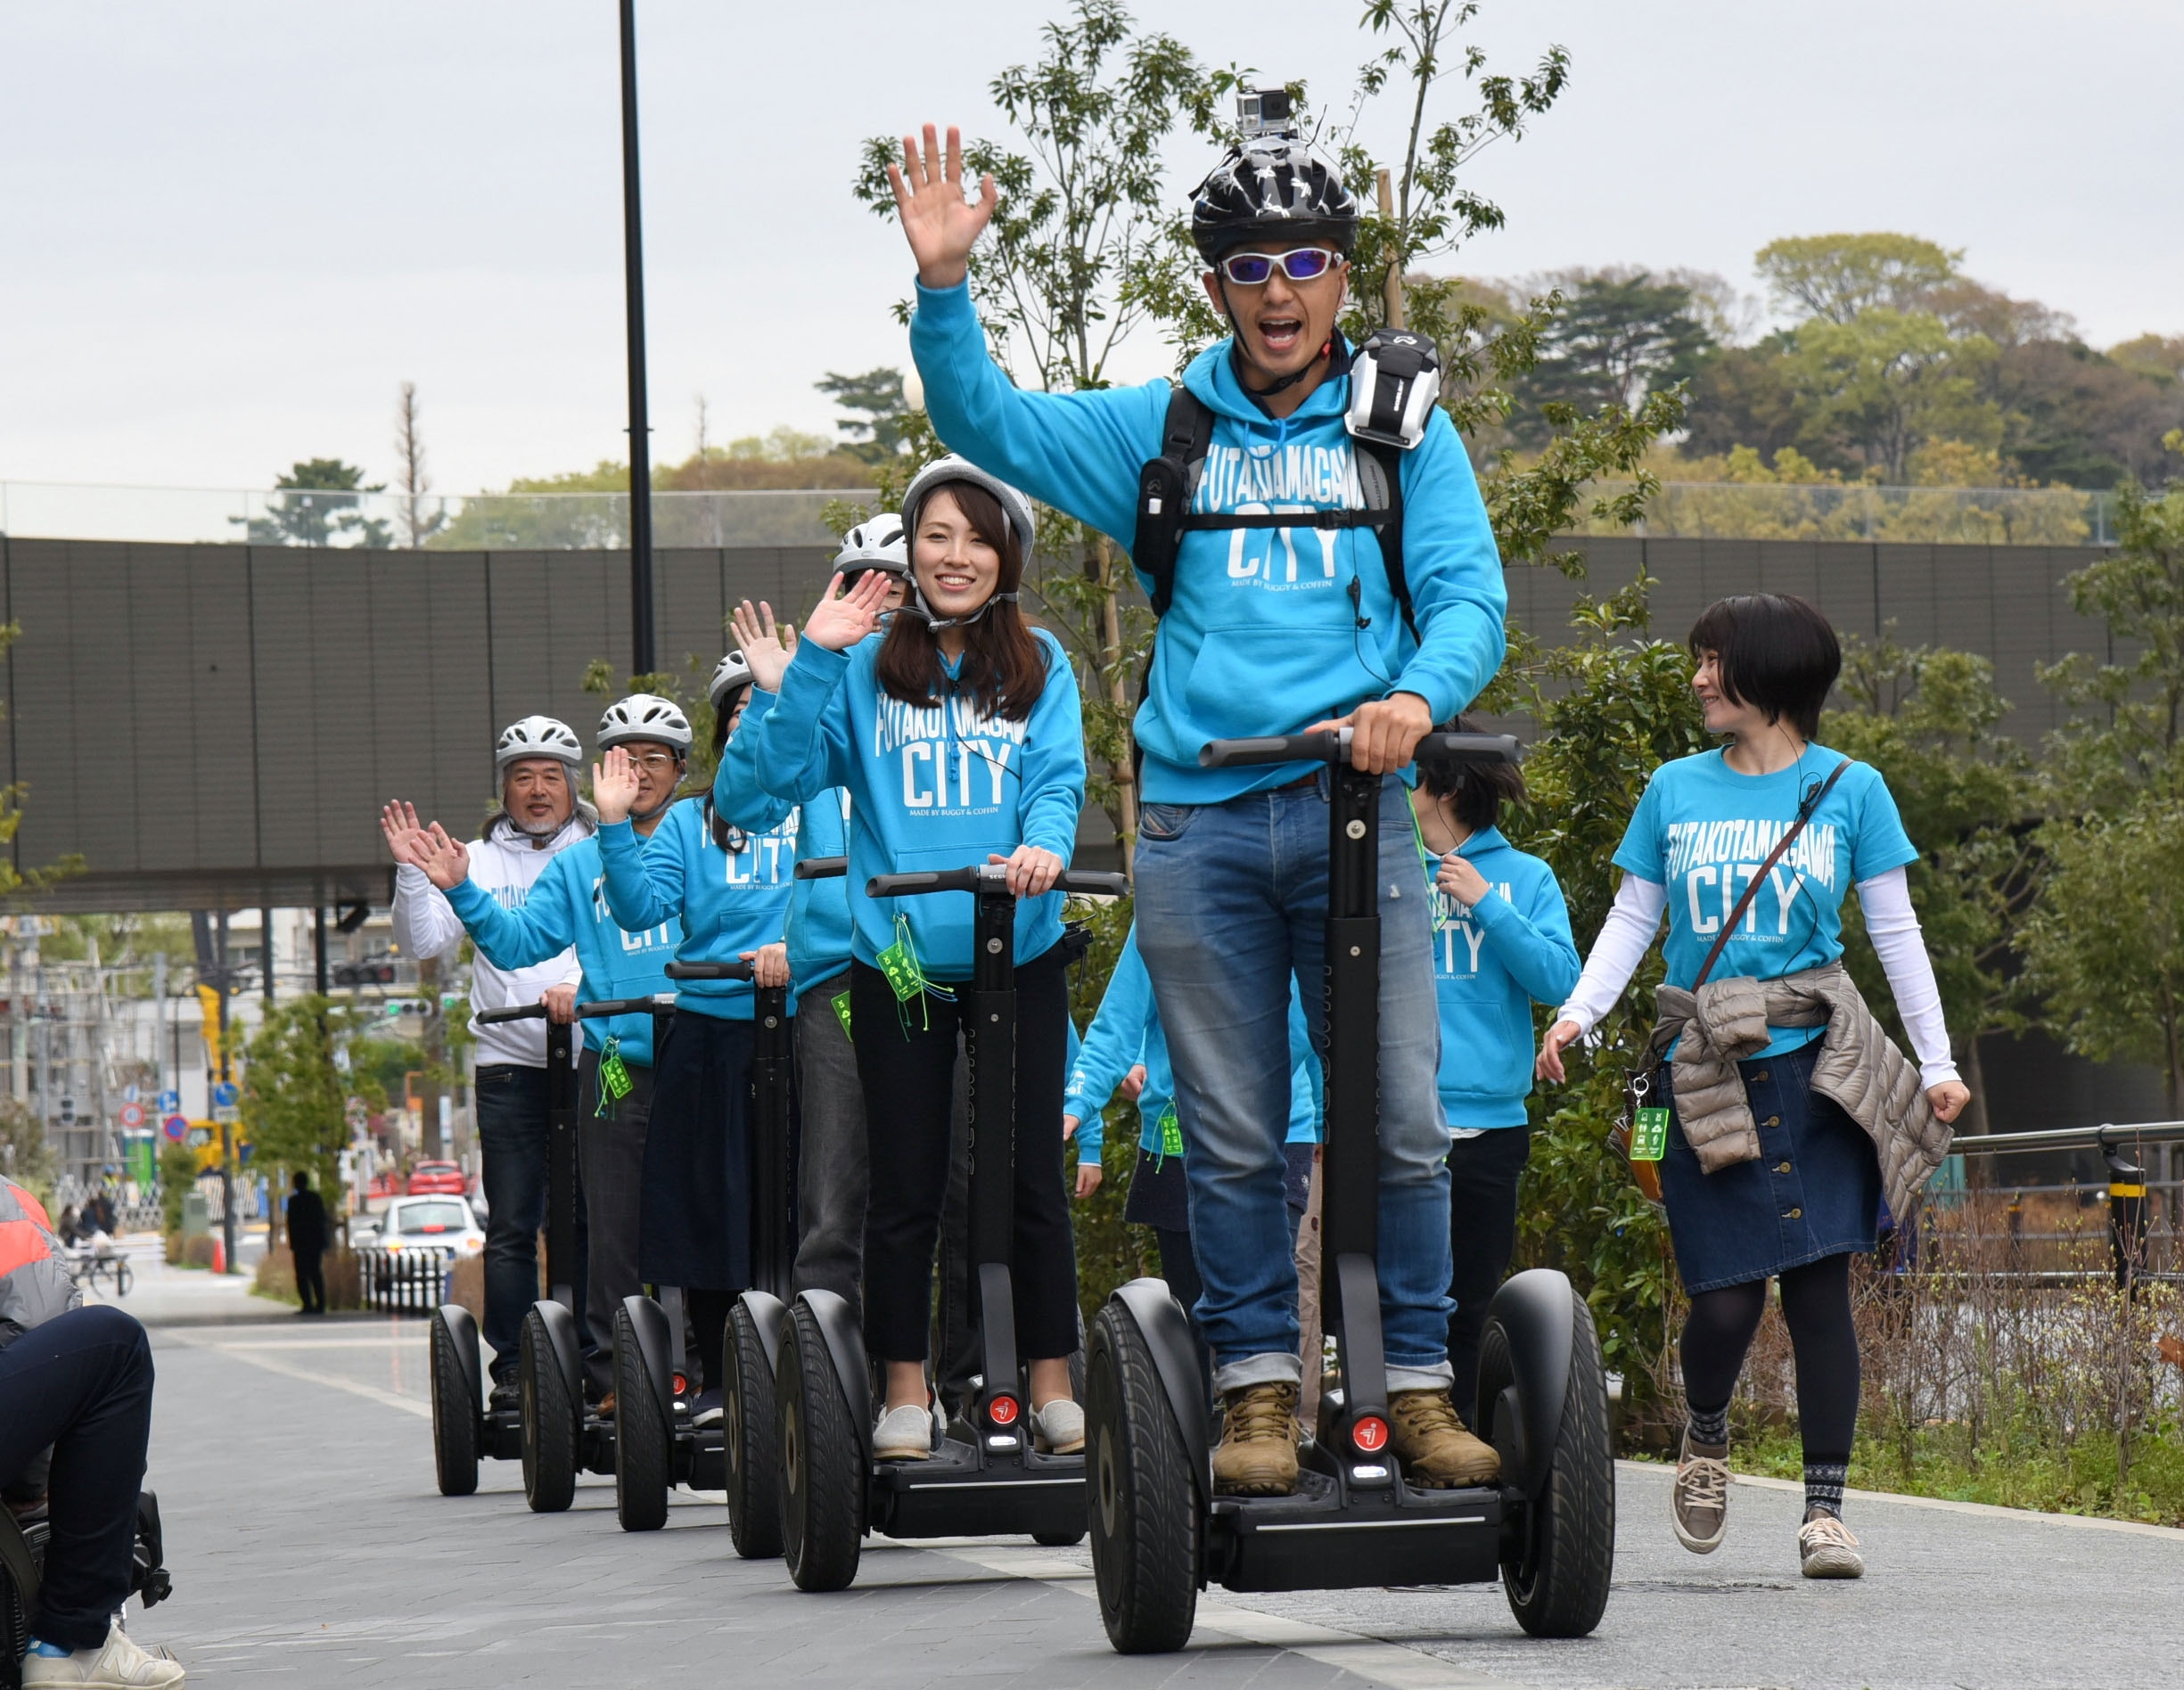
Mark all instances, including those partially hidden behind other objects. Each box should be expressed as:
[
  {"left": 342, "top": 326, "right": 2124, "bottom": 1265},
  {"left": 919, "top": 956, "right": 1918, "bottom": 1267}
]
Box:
[{"left": 353, "top": 1195, "right": 485, "bottom": 1257}]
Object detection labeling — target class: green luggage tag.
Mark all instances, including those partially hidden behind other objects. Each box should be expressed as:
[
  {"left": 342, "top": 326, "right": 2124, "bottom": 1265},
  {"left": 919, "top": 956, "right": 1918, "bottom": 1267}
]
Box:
[
  {"left": 1629, "top": 1105, "right": 1671, "bottom": 1162},
  {"left": 831, "top": 988, "right": 854, "bottom": 1043},
  {"left": 1155, "top": 1103, "right": 1183, "bottom": 1166},
  {"left": 595, "top": 1032, "right": 634, "bottom": 1119},
  {"left": 874, "top": 913, "right": 950, "bottom": 1031}
]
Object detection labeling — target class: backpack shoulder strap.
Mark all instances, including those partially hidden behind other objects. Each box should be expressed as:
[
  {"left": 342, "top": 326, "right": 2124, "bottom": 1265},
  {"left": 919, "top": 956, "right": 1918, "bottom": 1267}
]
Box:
[
  {"left": 1132, "top": 383, "right": 1215, "bottom": 619},
  {"left": 1353, "top": 436, "right": 1416, "bottom": 643}
]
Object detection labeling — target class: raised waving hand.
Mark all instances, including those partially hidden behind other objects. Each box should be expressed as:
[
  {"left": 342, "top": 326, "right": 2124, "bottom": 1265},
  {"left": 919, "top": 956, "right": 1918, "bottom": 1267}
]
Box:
[
  {"left": 729, "top": 600, "right": 798, "bottom": 693},
  {"left": 802, "top": 569, "right": 895, "bottom": 652},
  {"left": 886, "top": 124, "right": 997, "bottom": 291}
]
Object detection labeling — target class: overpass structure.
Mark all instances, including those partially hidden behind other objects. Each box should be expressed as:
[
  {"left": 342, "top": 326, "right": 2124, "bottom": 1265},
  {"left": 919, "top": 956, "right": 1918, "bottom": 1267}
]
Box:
[{"left": 0, "top": 531, "right": 2113, "bottom": 915}]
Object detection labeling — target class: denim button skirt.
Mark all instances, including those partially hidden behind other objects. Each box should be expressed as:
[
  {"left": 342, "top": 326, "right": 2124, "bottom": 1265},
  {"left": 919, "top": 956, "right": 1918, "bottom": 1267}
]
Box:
[{"left": 1658, "top": 1037, "right": 1880, "bottom": 1293}]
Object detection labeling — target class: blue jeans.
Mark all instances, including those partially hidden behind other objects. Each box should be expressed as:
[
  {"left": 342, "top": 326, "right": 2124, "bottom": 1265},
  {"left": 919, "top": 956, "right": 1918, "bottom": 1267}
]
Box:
[
  {"left": 477, "top": 1062, "right": 587, "bottom": 1384},
  {"left": 1135, "top": 774, "right": 1454, "bottom": 1393}
]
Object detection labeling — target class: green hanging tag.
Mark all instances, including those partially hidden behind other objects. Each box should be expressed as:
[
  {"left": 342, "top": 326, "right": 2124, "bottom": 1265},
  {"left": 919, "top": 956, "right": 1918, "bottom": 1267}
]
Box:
[
  {"left": 875, "top": 913, "right": 927, "bottom": 1003},
  {"left": 1629, "top": 1106, "right": 1671, "bottom": 1162},
  {"left": 1157, "top": 1103, "right": 1183, "bottom": 1161},
  {"left": 1408, "top": 801, "right": 1453, "bottom": 931},
  {"left": 831, "top": 988, "right": 854, "bottom": 1043},
  {"left": 595, "top": 1032, "right": 633, "bottom": 1120}
]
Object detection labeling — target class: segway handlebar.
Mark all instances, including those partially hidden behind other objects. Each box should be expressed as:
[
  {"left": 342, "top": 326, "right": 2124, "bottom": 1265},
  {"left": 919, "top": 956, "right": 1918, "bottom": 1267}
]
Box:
[
  {"left": 663, "top": 959, "right": 756, "bottom": 981},
  {"left": 574, "top": 993, "right": 677, "bottom": 1020},
  {"left": 793, "top": 855, "right": 848, "bottom": 880},
  {"left": 474, "top": 1003, "right": 549, "bottom": 1025},
  {"left": 1200, "top": 728, "right": 1521, "bottom": 769},
  {"left": 866, "top": 865, "right": 1130, "bottom": 900}
]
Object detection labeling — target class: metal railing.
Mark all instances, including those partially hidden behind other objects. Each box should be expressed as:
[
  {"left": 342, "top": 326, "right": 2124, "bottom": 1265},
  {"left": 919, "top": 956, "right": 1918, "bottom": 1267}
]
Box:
[
  {"left": 1566, "top": 480, "right": 2119, "bottom": 546},
  {"left": 356, "top": 1244, "right": 458, "bottom": 1315},
  {"left": 1928, "top": 1120, "right": 2184, "bottom": 1290}
]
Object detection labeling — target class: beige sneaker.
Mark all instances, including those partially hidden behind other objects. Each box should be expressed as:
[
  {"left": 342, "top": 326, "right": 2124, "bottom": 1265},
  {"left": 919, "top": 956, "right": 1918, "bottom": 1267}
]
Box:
[
  {"left": 1031, "top": 1398, "right": 1085, "bottom": 1454},
  {"left": 21, "top": 1620, "right": 185, "bottom": 1687},
  {"left": 1671, "top": 1428, "right": 1730, "bottom": 1554},
  {"left": 1798, "top": 1511, "right": 1865, "bottom": 1579},
  {"left": 1387, "top": 1389, "right": 1500, "bottom": 1487},
  {"left": 873, "top": 1400, "right": 935, "bottom": 1460},
  {"left": 1211, "top": 1382, "right": 1301, "bottom": 1496}
]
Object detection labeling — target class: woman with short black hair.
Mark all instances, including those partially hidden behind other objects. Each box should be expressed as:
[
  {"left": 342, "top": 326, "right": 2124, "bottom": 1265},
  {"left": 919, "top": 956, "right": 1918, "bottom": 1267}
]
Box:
[{"left": 1539, "top": 593, "right": 1967, "bottom": 1580}]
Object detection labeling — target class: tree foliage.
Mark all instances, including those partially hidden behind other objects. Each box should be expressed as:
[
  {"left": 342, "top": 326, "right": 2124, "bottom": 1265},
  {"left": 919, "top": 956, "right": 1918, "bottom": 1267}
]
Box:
[
  {"left": 1754, "top": 232, "right": 1963, "bottom": 326},
  {"left": 242, "top": 997, "right": 365, "bottom": 1210},
  {"left": 235, "top": 457, "right": 394, "bottom": 549}
]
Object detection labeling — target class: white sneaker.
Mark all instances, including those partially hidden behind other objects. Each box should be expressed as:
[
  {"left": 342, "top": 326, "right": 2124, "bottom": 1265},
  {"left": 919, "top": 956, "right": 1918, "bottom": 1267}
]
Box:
[
  {"left": 1798, "top": 1511, "right": 1865, "bottom": 1579},
  {"left": 22, "top": 1620, "right": 186, "bottom": 1687},
  {"left": 1032, "top": 1398, "right": 1084, "bottom": 1455},
  {"left": 873, "top": 1401, "right": 934, "bottom": 1461}
]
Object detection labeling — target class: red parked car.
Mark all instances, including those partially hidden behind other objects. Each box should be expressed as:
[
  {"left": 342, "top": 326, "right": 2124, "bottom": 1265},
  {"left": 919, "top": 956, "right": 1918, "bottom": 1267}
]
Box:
[{"left": 406, "top": 1160, "right": 469, "bottom": 1197}]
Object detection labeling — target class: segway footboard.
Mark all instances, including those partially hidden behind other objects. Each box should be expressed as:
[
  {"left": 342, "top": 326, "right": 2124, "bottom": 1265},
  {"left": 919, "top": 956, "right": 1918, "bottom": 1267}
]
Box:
[
  {"left": 871, "top": 1444, "right": 1085, "bottom": 1540},
  {"left": 1209, "top": 1474, "right": 1503, "bottom": 1592}
]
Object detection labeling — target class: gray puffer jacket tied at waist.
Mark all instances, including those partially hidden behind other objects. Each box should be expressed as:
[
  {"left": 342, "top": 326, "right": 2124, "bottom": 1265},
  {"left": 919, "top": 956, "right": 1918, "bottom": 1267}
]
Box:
[{"left": 1652, "top": 960, "right": 1953, "bottom": 1223}]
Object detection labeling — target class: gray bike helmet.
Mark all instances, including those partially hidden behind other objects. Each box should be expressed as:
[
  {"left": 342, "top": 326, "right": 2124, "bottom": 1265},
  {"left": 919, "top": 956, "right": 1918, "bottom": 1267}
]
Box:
[
  {"left": 597, "top": 693, "right": 692, "bottom": 754},
  {"left": 708, "top": 650, "right": 756, "bottom": 710},
  {"left": 834, "top": 513, "right": 909, "bottom": 578},
  {"left": 494, "top": 715, "right": 583, "bottom": 775}
]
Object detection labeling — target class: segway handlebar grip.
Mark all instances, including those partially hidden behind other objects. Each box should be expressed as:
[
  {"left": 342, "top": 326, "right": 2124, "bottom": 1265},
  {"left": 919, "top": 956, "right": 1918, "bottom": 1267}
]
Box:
[
  {"left": 1056, "top": 870, "right": 1130, "bottom": 898},
  {"left": 473, "top": 1003, "right": 549, "bottom": 1025},
  {"left": 664, "top": 960, "right": 756, "bottom": 981},
  {"left": 794, "top": 855, "right": 849, "bottom": 881},
  {"left": 574, "top": 992, "right": 677, "bottom": 1020},
  {"left": 1415, "top": 731, "right": 1523, "bottom": 767},
  {"left": 1199, "top": 729, "right": 1347, "bottom": 767},
  {"left": 865, "top": 868, "right": 982, "bottom": 899}
]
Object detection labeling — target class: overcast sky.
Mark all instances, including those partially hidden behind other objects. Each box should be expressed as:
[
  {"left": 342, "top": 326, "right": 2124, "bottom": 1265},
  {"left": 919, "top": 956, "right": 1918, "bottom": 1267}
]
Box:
[{"left": 1, "top": 0, "right": 2176, "bottom": 496}]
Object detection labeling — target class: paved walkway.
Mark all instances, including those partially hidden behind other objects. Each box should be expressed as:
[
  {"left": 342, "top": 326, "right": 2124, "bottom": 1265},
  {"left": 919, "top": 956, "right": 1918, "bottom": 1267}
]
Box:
[{"left": 105, "top": 1270, "right": 2184, "bottom": 1688}]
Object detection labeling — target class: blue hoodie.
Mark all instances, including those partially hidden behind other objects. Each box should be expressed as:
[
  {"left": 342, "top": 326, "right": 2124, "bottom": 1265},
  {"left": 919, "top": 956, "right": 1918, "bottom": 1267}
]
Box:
[
  {"left": 1425, "top": 825, "right": 1581, "bottom": 1128},
  {"left": 595, "top": 796, "right": 797, "bottom": 1020},
  {"left": 739, "top": 628, "right": 1086, "bottom": 981},
  {"left": 909, "top": 278, "right": 1507, "bottom": 806},
  {"left": 1063, "top": 926, "right": 1320, "bottom": 1161},
  {"left": 443, "top": 838, "right": 680, "bottom": 1065},
  {"left": 715, "top": 728, "right": 856, "bottom": 1000}
]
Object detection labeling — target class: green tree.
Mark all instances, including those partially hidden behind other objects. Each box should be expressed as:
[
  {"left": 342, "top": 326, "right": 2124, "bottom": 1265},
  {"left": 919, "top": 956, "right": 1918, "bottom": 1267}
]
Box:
[
  {"left": 816, "top": 368, "right": 915, "bottom": 464},
  {"left": 241, "top": 997, "right": 357, "bottom": 1215},
  {"left": 2039, "top": 485, "right": 2184, "bottom": 806},
  {"left": 1755, "top": 232, "right": 1963, "bottom": 326},
  {"left": 1787, "top": 309, "right": 1999, "bottom": 480},
  {"left": 2018, "top": 792, "right": 2184, "bottom": 1115},
  {"left": 0, "top": 1097, "right": 56, "bottom": 1209},
  {"left": 1827, "top": 637, "right": 2040, "bottom": 1138},
  {"left": 1507, "top": 268, "right": 1716, "bottom": 447},
  {"left": 237, "top": 457, "right": 394, "bottom": 548}
]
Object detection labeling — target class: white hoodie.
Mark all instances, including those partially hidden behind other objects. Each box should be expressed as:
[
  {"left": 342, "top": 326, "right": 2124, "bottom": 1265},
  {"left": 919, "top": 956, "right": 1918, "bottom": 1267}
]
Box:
[{"left": 390, "top": 813, "right": 590, "bottom": 1068}]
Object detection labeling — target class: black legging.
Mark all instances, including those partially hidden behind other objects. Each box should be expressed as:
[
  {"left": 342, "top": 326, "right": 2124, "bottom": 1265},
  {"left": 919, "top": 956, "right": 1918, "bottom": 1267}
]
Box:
[
  {"left": 851, "top": 947, "right": 1079, "bottom": 1363},
  {"left": 1679, "top": 1251, "right": 1859, "bottom": 1464}
]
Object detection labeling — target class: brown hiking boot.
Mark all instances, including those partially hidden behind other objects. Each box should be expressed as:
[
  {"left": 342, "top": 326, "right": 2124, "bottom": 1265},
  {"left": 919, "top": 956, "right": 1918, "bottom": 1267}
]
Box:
[
  {"left": 1387, "top": 1389, "right": 1501, "bottom": 1488},
  {"left": 1211, "top": 1382, "right": 1301, "bottom": 1496}
]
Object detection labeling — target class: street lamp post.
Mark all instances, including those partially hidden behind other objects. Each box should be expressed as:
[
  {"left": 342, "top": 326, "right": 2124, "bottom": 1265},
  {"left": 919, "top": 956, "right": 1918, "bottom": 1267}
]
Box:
[{"left": 619, "top": 0, "right": 656, "bottom": 677}]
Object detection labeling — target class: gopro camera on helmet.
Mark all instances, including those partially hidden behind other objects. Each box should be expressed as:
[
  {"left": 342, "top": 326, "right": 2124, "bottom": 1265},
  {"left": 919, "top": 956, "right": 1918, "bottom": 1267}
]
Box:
[{"left": 1236, "top": 86, "right": 1298, "bottom": 139}]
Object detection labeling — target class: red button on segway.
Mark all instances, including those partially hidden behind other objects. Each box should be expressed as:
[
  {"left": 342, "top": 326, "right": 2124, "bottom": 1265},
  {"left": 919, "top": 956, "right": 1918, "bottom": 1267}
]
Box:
[
  {"left": 988, "top": 1395, "right": 1021, "bottom": 1427},
  {"left": 1351, "top": 1415, "right": 1390, "bottom": 1453}
]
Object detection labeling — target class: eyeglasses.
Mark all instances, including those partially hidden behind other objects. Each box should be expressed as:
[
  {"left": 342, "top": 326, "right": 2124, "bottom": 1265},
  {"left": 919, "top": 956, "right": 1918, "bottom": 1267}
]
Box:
[
  {"left": 628, "top": 751, "right": 681, "bottom": 771},
  {"left": 1217, "top": 247, "right": 1342, "bottom": 286}
]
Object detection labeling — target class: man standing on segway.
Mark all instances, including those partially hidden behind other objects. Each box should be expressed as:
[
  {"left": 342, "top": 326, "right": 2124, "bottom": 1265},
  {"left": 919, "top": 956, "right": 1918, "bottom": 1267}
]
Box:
[
  {"left": 384, "top": 718, "right": 592, "bottom": 1412},
  {"left": 888, "top": 99, "right": 1507, "bottom": 1496}
]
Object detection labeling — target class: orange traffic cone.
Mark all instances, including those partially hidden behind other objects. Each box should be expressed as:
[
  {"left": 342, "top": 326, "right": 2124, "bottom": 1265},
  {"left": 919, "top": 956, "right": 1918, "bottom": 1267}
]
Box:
[{"left": 210, "top": 1237, "right": 226, "bottom": 1275}]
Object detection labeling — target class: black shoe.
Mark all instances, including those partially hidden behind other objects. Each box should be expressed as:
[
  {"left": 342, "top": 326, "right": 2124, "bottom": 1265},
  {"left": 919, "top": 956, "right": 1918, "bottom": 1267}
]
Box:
[{"left": 489, "top": 1378, "right": 520, "bottom": 1414}]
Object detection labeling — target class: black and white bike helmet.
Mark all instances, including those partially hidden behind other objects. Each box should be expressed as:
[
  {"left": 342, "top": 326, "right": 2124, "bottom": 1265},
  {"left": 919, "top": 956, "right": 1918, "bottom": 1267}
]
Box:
[
  {"left": 1189, "top": 92, "right": 1358, "bottom": 266},
  {"left": 708, "top": 650, "right": 756, "bottom": 710},
  {"left": 597, "top": 693, "right": 692, "bottom": 754},
  {"left": 834, "top": 514, "right": 908, "bottom": 578},
  {"left": 494, "top": 715, "right": 583, "bottom": 775}
]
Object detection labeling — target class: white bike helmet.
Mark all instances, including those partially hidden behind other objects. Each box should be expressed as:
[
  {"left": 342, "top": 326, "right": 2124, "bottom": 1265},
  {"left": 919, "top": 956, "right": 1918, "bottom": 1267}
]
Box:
[
  {"left": 597, "top": 693, "right": 692, "bottom": 754},
  {"left": 900, "top": 457, "right": 1036, "bottom": 564},
  {"left": 494, "top": 715, "right": 583, "bottom": 775},
  {"left": 708, "top": 650, "right": 756, "bottom": 710},
  {"left": 834, "top": 513, "right": 908, "bottom": 578}
]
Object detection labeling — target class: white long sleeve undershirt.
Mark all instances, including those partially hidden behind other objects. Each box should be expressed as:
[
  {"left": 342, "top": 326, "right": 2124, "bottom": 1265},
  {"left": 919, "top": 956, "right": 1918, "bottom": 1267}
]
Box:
[{"left": 1555, "top": 867, "right": 1961, "bottom": 1088}]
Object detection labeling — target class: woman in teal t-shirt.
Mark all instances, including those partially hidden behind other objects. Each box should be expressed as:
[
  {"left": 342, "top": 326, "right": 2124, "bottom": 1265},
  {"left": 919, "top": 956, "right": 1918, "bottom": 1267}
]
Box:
[{"left": 1539, "top": 594, "right": 1968, "bottom": 1583}]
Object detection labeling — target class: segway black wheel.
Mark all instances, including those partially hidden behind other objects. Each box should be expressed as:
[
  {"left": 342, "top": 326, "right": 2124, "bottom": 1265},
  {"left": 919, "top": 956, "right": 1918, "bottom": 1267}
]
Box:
[
  {"left": 1485, "top": 1290, "right": 1614, "bottom": 1638},
  {"left": 1086, "top": 1301, "right": 1198, "bottom": 1653},
  {"left": 725, "top": 1301, "right": 783, "bottom": 1559},
  {"left": 429, "top": 1308, "right": 479, "bottom": 1497},
  {"left": 613, "top": 1304, "right": 672, "bottom": 1532},
  {"left": 779, "top": 1303, "right": 863, "bottom": 1592},
  {"left": 520, "top": 1309, "right": 579, "bottom": 1514}
]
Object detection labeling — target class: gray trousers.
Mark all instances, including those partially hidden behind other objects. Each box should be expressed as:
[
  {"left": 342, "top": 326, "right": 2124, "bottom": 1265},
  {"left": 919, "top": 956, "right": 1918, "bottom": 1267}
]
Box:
[
  {"left": 578, "top": 1047, "right": 653, "bottom": 1396},
  {"left": 794, "top": 969, "right": 975, "bottom": 1405}
]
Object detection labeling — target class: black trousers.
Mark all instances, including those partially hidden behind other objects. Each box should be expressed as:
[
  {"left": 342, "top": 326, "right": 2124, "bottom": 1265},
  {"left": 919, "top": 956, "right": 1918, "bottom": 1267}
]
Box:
[
  {"left": 1446, "top": 1126, "right": 1531, "bottom": 1427},
  {"left": 292, "top": 1247, "right": 325, "bottom": 1314},
  {"left": 852, "top": 948, "right": 1079, "bottom": 1364},
  {"left": 0, "top": 1307, "right": 153, "bottom": 1651}
]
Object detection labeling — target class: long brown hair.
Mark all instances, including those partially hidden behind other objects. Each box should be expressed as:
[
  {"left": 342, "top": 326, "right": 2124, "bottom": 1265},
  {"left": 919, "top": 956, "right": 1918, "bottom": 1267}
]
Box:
[{"left": 875, "top": 480, "right": 1047, "bottom": 721}]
